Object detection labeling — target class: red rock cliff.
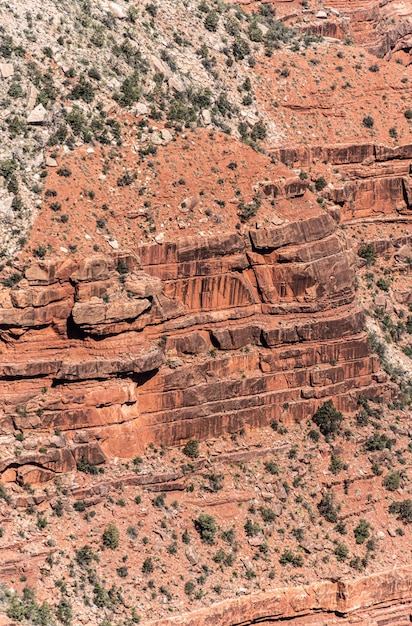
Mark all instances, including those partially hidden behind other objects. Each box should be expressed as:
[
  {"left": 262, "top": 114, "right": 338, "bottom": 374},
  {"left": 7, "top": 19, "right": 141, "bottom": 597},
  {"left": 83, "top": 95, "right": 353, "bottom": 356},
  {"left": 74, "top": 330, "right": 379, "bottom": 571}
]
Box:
[{"left": 0, "top": 204, "right": 384, "bottom": 485}]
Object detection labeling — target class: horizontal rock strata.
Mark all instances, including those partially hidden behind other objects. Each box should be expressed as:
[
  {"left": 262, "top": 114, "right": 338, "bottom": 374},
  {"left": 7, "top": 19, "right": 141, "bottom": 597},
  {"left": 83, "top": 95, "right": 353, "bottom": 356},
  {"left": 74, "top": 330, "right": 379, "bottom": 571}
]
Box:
[
  {"left": 150, "top": 566, "right": 412, "bottom": 625},
  {"left": 0, "top": 207, "right": 385, "bottom": 483},
  {"left": 271, "top": 142, "right": 412, "bottom": 220}
]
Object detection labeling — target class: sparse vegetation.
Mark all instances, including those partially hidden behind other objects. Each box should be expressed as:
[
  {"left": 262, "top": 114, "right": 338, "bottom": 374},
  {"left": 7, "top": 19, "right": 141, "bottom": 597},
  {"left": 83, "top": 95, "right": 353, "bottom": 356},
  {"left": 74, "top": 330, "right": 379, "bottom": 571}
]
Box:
[
  {"left": 194, "top": 514, "right": 217, "bottom": 544},
  {"left": 312, "top": 400, "right": 343, "bottom": 438},
  {"left": 102, "top": 524, "right": 120, "bottom": 549}
]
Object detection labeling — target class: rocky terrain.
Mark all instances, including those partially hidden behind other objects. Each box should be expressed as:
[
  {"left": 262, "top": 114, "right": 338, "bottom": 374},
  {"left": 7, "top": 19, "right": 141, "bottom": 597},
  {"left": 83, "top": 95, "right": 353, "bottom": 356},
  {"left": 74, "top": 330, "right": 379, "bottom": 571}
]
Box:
[{"left": 1, "top": 0, "right": 412, "bottom": 624}]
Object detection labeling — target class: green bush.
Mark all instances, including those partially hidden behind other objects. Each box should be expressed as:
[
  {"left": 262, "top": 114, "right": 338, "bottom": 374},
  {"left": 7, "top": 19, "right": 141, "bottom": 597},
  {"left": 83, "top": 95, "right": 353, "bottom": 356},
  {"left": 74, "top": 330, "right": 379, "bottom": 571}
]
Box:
[
  {"left": 364, "top": 432, "right": 393, "bottom": 451},
  {"left": 251, "top": 120, "right": 267, "bottom": 141},
  {"left": 315, "top": 176, "right": 327, "bottom": 191},
  {"left": 354, "top": 518, "right": 370, "bottom": 544},
  {"left": 183, "top": 439, "right": 199, "bottom": 459},
  {"left": 389, "top": 499, "right": 412, "bottom": 523},
  {"left": 102, "top": 523, "right": 120, "bottom": 549},
  {"left": 184, "top": 581, "right": 195, "bottom": 596},
  {"left": 279, "top": 549, "right": 303, "bottom": 567},
  {"left": 77, "top": 455, "right": 101, "bottom": 475},
  {"left": 308, "top": 429, "right": 320, "bottom": 442},
  {"left": 383, "top": 471, "right": 401, "bottom": 492},
  {"left": 115, "top": 72, "right": 141, "bottom": 107},
  {"left": 249, "top": 21, "right": 264, "bottom": 43},
  {"left": 75, "top": 544, "right": 97, "bottom": 567},
  {"left": 117, "top": 566, "right": 128, "bottom": 578},
  {"left": 318, "top": 491, "right": 340, "bottom": 523},
  {"left": 334, "top": 542, "right": 349, "bottom": 561},
  {"left": 376, "top": 277, "right": 390, "bottom": 292},
  {"left": 56, "top": 598, "right": 72, "bottom": 625},
  {"left": 57, "top": 167, "right": 72, "bottom": 177},
  {"left": 358, "top": 243, "right": 376, "bottom": 266},
  {"left": 194, "top": 513, "right": 217, "bottom": 544},
  {"left": 142, "top": 557, "right": 154, "bottom": 574},
  {"left": 232, "top": 37, "right": 250, "bottom": 61},
  {"left": 312, "top": 399, "right": 343, "bottom": 438},
  {"left": 244, "top": 518, "right": 261, "bottom": 537},
  {"left": 204, "top": 11, "right": 219, "bottom": 31},
  {"left": 70, "top": 77, "right": 94, "bottom": 103},
  {"left": 7, "top": 587, "right": 52, "bottom": 624},
  {"left": 329, "top": 455, "right": 347, "bottom": 475},
  {"left": 264, "top": 460, "right": 279, "bottom": 475},
  {"left": 259, "top": 506, "right": 276, "bottom": 523}
]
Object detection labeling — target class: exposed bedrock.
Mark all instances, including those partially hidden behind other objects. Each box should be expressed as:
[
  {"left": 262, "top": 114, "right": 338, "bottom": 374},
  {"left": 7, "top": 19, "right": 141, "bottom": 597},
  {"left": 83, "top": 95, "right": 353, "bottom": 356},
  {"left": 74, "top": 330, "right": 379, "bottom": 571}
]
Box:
[
  {"left": 151, "top": 566, "right": 412, "bottom": 626},
  {"left": 0, "top": 208, "right": 385, "bottom": 483},
  {"left": 306, "top": 0, "right": 412, "bottom": 59},
  {"left": 271, "top": 142, "right": 412, "bottom": 220}
]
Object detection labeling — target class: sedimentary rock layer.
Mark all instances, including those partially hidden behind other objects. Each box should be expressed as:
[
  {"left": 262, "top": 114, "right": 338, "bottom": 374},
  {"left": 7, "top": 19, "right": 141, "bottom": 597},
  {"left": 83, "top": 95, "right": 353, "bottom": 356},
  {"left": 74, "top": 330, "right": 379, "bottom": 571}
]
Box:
[
  {"left": 0, "top": 207, "right": 383, "bottom": 483},
  {"left": 271, "top": 142, "right": 412, "bottom": 220},
  {"left": 151, "top": 566, "right": 412, "bottom": 625}
]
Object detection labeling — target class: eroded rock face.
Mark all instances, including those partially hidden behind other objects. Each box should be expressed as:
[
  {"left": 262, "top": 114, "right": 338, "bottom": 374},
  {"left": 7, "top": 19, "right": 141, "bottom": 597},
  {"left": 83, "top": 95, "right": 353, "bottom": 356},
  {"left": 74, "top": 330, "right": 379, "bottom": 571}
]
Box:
[
  {"left": 0, "top": 207, "right": 384, "bottom": 483},
  {"left": 271, "top": 142, "right": 412, "bottom": 220},
  {"left": 151, "top": 566, "right": 412, "bottom": 626}
]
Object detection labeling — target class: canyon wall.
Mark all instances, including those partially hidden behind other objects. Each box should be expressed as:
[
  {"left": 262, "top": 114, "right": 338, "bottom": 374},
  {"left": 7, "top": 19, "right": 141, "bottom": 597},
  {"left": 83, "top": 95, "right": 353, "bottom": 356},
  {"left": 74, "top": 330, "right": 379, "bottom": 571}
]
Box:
[
  {"left": 271, "top": 142, "right": 412, "bottom": 220},
  {"left": 151, "top": 566, "right": 412, "bottom": 626},
  {"left": 0, "top": 205, "right": 384, "bottom": 485}
]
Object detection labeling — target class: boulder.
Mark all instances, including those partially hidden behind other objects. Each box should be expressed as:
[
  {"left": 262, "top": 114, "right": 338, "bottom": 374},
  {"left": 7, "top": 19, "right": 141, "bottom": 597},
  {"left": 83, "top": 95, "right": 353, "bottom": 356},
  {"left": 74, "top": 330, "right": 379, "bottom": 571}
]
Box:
[
  {"left": 0, "top": 63, "right": 13, "bottom": 78},
  {"left": 27, "top": 104, "right": 49, "bottom": 125}
]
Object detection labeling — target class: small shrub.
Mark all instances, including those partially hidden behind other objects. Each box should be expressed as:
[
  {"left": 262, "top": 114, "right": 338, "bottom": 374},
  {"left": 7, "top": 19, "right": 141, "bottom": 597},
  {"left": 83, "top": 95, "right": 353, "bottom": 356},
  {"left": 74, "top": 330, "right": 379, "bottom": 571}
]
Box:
[
  {"left": 75, "top": 545, "right": 97, "bottom": 567},
  {"left": 318, "top": 491, "right": 340, "bottom": 523},
  {"left": 362, "top": 115, "right": 374, "bottom": 128},
  {"left": 279, "top": 549, "right": 303, "bottom": 567},
  {"left": 183, "top": 439, "right": 199, "bottom": 459},
  {"left": 221, "top": 528, "right": 235, "bottom": 544},
  {"left": 354, "top": 518, "right": 370, "bottom": 544},
  {"left": 364, "top": 432, "right": 393, "bottom": 451},
  {"left": 73, "top": 501, "right": 86, "bottom": 512},
  {"left": 57, "top": 167, "right": 72, "bottom": 177},
  {"left": 308, "top": 429, "right": 320, "bottom": 442},
  {"left": 77, "top": 456, "right": 101, "bottom": 475},
  {"left": 117, "top": 566, "right": 128, "bottom": 578},
  {"left": 36, "top": 513, "right": 48, "bottom": 530},
  {"left": 389, "top": 499, "right": 412, "bottom": 523},
  {"left": 88, "top": 67, "right": 101, "bottom": 81},
  {"left": 312, "top": 400, "right": 343, "bottom": 438},
  {"left": 33, "top": 245, "right": 47, "bottom": 259},
  {"left": 329, "top": 455, "right": 347, "bottom": 475},
  {"left": 251, "top": 120, "right": 267, "bottom": 141},
  {"left": 102, "top": 523, "right": 120, "bottom": 549},
  {"left": 358, "top": 243, "right": 376, "bottom": 266},
  {"left": 184, "top": 581, "right": 195, "bottom": 596},
  {"left": 232, "top": 37, "right": 250, "bottom": 61},
  {"left": 383, "top": 471, "right": 401, "bottom": 492},
  {"left": 244, "top": 518, "right": 261, "bottom": 537},
  {"left": 152, "top": 493, "right": 166, "bottom": 508},
  {"left": 117, "top": 171, "right": 136, "bottom": 187},
  {"left": 194, "top": 513, "right": 217, "bottom": 544},
  {"left": 70, "top": 78, "right": 94, "bottom": 103},
  {"left": 334, "top": 542, "right": 349, "bottom": 561},
  {"left": 264, "top": 460, "right": 279, "bottom": 475},
  {"left": 315, "top": 176, "right": 327, "bottom": 191},
  {"left": 142, "top": 557, "right": 154, "bottom": 574},
  {"left": 203, "top": 472, "right": 224, "bottom": 492},
  {"left": 376, "top": 277, "right": 390, "bottom": 292},
  {"left": 204, "top": 11, "right": 219, "bottom": 31},
  {"left": 259, "top": 506, "right": 276, "bottom": 523},
  {"left": 167, "top": 541, "right": 178, "bottom": 555}
]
